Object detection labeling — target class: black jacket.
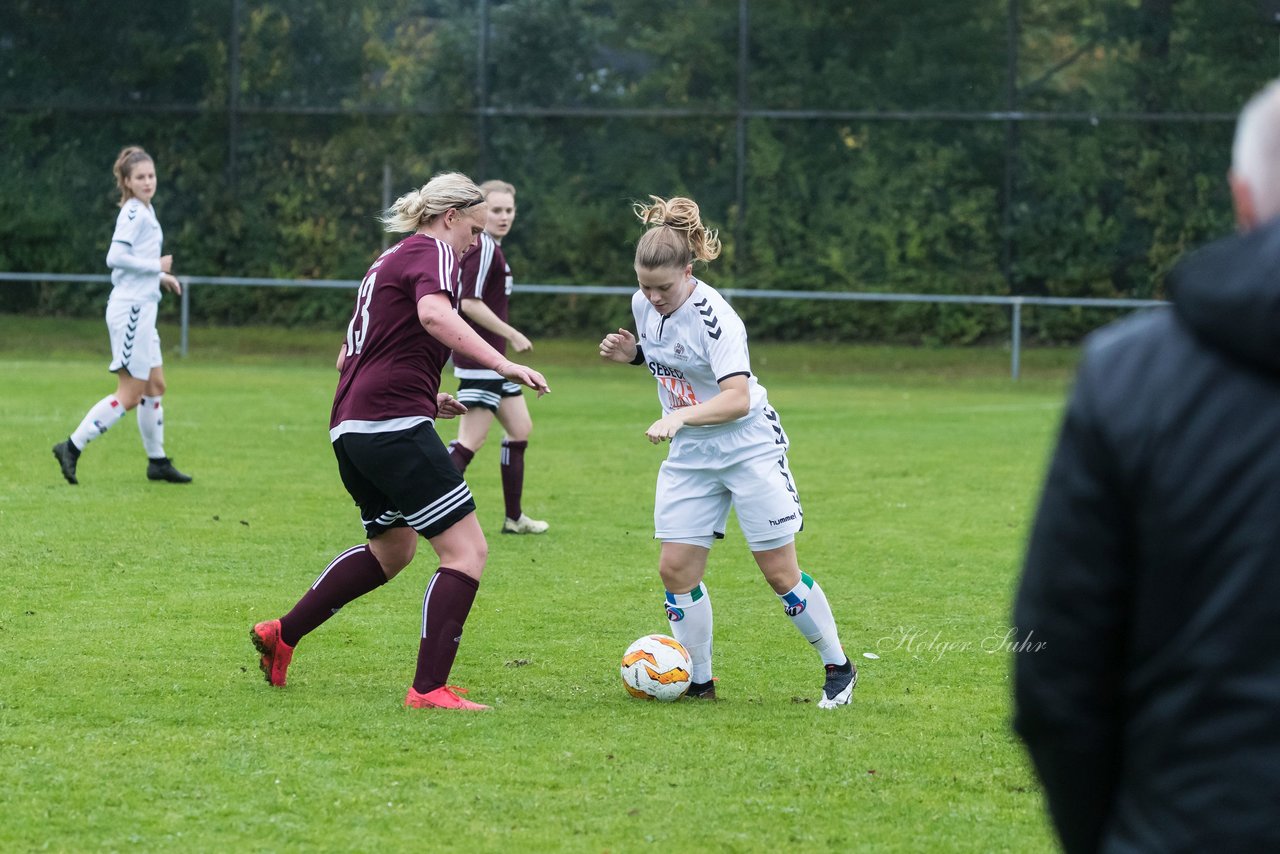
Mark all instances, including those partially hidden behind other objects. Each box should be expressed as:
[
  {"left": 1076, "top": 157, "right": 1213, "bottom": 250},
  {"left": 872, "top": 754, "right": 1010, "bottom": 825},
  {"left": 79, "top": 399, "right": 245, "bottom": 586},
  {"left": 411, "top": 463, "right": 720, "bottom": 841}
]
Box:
[{"left": 1013, "top": 218, "right": 1280, "bottom": 853}]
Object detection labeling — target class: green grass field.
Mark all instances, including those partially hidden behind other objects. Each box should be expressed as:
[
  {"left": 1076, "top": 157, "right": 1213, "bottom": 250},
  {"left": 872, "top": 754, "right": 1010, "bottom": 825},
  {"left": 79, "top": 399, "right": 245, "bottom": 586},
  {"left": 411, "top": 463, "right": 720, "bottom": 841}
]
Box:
[{"left": 0, "top": 316, "right": 1080, "bottom": 852}]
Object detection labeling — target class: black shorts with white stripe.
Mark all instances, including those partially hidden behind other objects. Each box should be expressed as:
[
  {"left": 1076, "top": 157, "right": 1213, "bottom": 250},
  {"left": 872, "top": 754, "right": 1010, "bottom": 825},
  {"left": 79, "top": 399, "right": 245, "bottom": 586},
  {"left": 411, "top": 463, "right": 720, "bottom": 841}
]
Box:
[
  {"left": 332, "top": 421, "right": 476, "bottom": 539},
  {"left": 456, "top": 378, "right": 522, "bottom": 412}
]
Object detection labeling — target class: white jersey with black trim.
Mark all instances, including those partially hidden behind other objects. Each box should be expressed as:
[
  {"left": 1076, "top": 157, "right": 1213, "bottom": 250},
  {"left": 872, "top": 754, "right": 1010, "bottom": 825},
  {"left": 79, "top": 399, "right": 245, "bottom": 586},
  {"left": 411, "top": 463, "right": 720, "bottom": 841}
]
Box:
[
  {"left": 631, "top": 278, "right": 769, "bottom": 430},
  {"left": 107, "top": 199, "right": 164, "bottom": 303}
]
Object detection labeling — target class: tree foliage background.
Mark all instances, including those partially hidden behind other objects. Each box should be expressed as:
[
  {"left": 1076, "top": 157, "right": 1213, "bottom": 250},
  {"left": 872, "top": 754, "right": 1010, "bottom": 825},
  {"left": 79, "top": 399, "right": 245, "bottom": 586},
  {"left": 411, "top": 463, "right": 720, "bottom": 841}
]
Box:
[{"left": 0, "top": 0, "right": 1275, "bottom": 343}]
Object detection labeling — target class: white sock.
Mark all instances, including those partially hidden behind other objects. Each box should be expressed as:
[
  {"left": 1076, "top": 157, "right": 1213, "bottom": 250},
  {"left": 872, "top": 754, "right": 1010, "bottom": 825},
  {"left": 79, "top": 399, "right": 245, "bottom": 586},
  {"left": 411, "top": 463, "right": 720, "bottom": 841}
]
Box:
[
  {"left": 70, "top": 395, "right": 128, "bottom": 450},
  {"left": 665, "top": 583, "right": 713, "bottom": 683},
  {"left": 137, "top": 396, "right": 166, "bottom": 458},
  {"left": 779, "top": 572, "right": 847, "bottom": 666}
]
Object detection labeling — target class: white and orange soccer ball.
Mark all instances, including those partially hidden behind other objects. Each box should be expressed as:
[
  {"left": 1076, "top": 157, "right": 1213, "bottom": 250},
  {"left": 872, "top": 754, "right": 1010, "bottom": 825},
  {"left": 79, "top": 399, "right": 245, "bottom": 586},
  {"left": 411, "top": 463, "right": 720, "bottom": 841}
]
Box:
[{"left": 620, "top": 634, "right": 692, "bottom": 702}]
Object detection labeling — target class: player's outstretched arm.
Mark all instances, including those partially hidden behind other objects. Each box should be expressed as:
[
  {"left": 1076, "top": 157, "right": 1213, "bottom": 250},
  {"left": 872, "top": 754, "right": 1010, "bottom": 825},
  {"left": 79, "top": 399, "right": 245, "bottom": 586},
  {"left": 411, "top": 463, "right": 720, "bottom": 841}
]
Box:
[
  {"left": 599, "top": 328, "right": 639, "bottom": 365},
  {"left": 419, "top": 292, "right": 550, "bottom": 395},
  {"left": 493, "top": 361, "right": 549, "bottom": 396},
  {"left": 462, "top": 298, "right": 533, "bottom": 353}
]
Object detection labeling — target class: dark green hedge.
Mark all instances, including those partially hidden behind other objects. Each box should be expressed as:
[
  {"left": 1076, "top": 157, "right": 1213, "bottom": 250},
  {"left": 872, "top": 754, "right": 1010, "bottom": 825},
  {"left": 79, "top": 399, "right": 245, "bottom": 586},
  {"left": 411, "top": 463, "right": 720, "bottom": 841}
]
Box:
[{"left": 1, "top": 0, "right": 1268, "bottom": 343}]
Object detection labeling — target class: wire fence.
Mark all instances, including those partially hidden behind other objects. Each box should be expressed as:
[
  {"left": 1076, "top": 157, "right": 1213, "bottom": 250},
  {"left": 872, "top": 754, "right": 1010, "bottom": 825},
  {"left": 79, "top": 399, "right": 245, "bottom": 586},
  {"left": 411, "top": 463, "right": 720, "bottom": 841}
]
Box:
[
  {"left": 2, "top": 0, "right": 1268, "bottom": 307},
  {"left": 0, "top": 272, "right": 1166, "bottom": 380}
]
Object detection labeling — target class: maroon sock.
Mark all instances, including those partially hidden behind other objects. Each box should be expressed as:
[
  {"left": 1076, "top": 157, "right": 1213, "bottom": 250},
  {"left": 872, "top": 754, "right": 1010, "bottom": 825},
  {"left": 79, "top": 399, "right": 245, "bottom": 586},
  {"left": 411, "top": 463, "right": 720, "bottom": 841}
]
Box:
[
  {"left": 278, "top": 544, "right": 388, "bottom": 646},
  {"left": 412, "top": 566, "right": 479, "bottom": 693},
  {"left": 500, "top": 439, "right": 527, "bottom": 520},
  {"left": 447, "top": 440, "right": 474, "bottom": 474}
]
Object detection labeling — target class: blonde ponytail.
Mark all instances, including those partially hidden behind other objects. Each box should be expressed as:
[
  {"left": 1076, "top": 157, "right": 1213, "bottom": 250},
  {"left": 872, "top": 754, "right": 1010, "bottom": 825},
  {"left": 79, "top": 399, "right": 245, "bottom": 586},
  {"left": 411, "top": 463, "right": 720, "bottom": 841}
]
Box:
[
  {"left": 633, "top": 195, "right": 721, "bottom": 270},
  {"left": 381, "top": 171, "right": 485, "bottom": 233}
]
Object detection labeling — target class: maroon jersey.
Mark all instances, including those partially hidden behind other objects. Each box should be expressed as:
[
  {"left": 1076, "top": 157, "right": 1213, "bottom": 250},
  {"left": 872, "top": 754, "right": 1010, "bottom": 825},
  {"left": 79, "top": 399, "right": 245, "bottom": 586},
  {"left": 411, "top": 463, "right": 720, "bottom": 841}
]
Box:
[
  {"left": 452, "top": 231, "right": 511, "bottom": 372},
  {"left": 330, "top": 234, "right": 459, "bottom": 435}
]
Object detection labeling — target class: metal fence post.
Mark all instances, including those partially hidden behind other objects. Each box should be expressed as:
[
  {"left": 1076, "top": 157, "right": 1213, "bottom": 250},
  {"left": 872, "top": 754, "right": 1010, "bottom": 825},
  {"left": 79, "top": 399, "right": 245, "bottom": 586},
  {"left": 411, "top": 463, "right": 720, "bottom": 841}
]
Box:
[
  {"left": 1011, "top": 298, "right": 1022, "bottom": 381},
  {"left": 181, "top": 282, "right": 190, "bottom": 357}
]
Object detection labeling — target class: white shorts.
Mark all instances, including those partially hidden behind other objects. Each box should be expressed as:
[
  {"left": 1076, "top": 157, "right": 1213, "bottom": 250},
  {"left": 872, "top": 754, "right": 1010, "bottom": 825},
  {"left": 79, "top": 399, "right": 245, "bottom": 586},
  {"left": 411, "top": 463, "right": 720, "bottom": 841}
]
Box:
[
  {"left": 106, "top": 300, "right": 162, "bottom": 381},
  {"left": 654, "top": 406, "right": 803, "bottom": 550}
]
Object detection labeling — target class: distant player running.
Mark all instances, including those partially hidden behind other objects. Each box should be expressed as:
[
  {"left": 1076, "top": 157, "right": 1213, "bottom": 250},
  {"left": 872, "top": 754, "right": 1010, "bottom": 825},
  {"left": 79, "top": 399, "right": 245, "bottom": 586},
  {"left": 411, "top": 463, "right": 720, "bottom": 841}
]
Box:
[
  {"left": 599, "top": 195, "right": 855, "bottom": 708},
  {"left": 446, "top": 180, "right": 549, "bottom": 534},
  {"left": 250, "top": 172, "right": 549, "bottom": 711},
  {"left": 52, "top": 145, "right": 192, "bottom": 485}
]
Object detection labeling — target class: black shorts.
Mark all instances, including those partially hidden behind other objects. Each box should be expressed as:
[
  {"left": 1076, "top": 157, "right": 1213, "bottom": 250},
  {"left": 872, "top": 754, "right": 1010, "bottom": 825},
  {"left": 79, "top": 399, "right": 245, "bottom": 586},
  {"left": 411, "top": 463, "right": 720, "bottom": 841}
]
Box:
[
  {"left": 332, "top": 421, "right": 476, "bottom": 539},
  {"left": 456, "top": 378, "right": 522, "bottom": 413}
]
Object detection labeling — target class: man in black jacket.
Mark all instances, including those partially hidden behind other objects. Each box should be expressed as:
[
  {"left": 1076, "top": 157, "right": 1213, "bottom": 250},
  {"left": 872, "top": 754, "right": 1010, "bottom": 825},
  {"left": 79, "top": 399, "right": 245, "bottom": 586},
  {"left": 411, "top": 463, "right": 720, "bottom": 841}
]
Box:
[{"left": 1013, "top": 79, "right": 1280, "bottom": 853}]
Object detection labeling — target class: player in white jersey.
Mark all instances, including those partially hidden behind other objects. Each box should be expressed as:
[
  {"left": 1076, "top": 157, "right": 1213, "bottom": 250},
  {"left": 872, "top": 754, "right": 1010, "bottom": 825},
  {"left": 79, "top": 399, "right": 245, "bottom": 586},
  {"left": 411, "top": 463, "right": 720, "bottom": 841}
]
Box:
[
  {"left": 599, "top": 195, "right": 855, "bottom": 708},
  {"left": 52, "top": 146, "right": 192, "bottom": 485}
]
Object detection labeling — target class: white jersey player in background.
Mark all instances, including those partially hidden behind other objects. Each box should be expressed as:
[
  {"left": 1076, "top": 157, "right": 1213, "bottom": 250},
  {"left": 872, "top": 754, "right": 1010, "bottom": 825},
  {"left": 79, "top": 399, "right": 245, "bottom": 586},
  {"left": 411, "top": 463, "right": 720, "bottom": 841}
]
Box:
[
  {"left": 599, "top": 195, "right": 855, "bottom": 708},
  {"left": 52, "top": 146, "right": 192, "bottom": 485}
]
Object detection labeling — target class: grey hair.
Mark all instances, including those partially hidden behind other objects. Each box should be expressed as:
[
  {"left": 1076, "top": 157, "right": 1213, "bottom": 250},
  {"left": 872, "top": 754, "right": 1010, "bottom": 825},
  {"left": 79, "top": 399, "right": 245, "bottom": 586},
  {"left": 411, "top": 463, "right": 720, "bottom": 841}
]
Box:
[
  {"left": 1232, "top": 79, "right": 1280, "bottom": 223},
  {"left": 381, "top": 172, "right": 485, "bottom": 233}
]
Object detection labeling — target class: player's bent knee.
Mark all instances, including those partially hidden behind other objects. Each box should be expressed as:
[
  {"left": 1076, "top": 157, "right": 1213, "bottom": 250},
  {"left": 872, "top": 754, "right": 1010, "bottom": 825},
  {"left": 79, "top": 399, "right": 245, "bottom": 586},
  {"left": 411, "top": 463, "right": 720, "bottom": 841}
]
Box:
[
  {"left": 441, "top": 547, "right": 487, "bottom": 577},
  {"left": 658, "top": 564, "right": 702, "bottom": 594},
  {"left": 760, "top": 567, "right": 801, "bottom": 595},
  {"left": 512, "top": 414, "right": 534, "bottom": 440},
  {"left": 457, "top": 424, "right": 488, "bottom": 452},
  {"left": 431, "top": 528, "right": 488, "bottom": 576},
  {"left": 507, "top": 416, "right": 532, "bottom": 441},
  {"left": 756, "top": 561, "right": 801, "bottom": 594},
  {"left": 466, "top": 539, "right": 490, "bottom": 570},
  {"left": 370, "top": 529, "right": 417, "bottom": 578}
]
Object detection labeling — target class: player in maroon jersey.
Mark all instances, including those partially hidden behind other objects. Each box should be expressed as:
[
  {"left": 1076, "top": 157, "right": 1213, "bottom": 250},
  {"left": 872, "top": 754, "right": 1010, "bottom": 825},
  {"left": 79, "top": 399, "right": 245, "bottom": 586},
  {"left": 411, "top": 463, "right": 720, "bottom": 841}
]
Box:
[
  {"left": 446, "top": 180, "right": 549, "bottom": 534},
  {"left": 250, "top": 172, "right": 549, "bottom": 711}
]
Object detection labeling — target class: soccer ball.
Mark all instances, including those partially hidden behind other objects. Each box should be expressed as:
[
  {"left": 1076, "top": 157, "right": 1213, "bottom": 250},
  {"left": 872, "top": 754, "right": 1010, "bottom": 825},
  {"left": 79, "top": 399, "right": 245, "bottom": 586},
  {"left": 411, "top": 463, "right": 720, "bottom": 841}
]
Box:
[{"left": 620, "top": 634, "right": 692, "bottom": 702}]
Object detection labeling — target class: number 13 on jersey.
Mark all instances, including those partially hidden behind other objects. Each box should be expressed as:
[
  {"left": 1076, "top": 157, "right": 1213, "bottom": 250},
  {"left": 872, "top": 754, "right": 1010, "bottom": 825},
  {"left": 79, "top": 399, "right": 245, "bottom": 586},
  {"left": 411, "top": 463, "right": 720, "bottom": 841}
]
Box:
[{"left": 346, "top": 271, "right": 376, "bottom": 357}]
